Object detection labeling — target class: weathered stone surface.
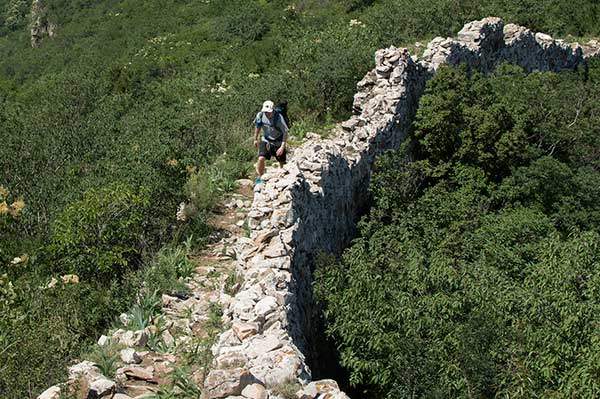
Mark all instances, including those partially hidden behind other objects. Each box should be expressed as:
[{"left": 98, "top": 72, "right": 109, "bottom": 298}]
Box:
[
  {"left": 120, "top": 348, "right": 142, "bottom": 364},
  {"left": 97, "top": 335, "right": 109, "bottom": 347},
  {"left": 37, "top": 385, "right": 61, "bottom": 399},
  {"left": 233, "top": 322, "right": 259, "bottom": 340},
  {"left": 68, "top": 361, "right": 100, "bottom": 380},
  {"left": 204, "top": 368, "right": 255, "bottom": 398},
  {"left": 216, "top": 351, "right": 248, "bottom": 369},
  {"left": 89, "top": 377, "right": 115, "bottom": 397},
  {"left": 254, "top": 296, "right": 278, "bottom": 317},
  {"left": 247, "top": 335, "right": 282, "bottom": 359},
  {"left": 302, "top": 379, "right": 339, "bottom": 397},
  {"left": 241, "top": 383, "right": 268, "bottom": 399},
  {"left": 112, "top": 329, "right": 148, "bottom": 347},
  {"left": 120, "top": 365, "right": 155, "bottom": 382}
]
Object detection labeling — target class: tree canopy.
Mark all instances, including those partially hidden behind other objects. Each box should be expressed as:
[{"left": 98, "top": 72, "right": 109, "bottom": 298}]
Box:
[{"left": 315, "top": 62, "right": 600, "bottom": 398}]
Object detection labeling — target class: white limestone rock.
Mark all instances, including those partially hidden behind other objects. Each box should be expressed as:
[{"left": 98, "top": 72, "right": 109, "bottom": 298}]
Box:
[
  {"left": 254, "top": 296, "right": 278, "bottom": 317},
  {"left": 241, "top": 383, "right": 268, "bottom": 399},
  {"left": 37, "top": 385, "right": 61, "bottom": 399},
  {"left": 204, "top": 368, "right": 255, "bottom": 399},
  {"left": 120, "top": 348, "right": 142, "bottom": 364},
  {"left": 89, "top": 377, "right": 116, "bottom": 397}
]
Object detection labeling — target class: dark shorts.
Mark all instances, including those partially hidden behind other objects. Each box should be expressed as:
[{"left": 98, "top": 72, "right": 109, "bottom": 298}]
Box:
[{"left": 258, "top": 140, "right": 286, "bottom": 163}]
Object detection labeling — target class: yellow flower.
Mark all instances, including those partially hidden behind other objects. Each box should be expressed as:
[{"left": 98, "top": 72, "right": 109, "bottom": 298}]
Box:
[
  {"left": 9, "top": 198, "right": 25, "bottom": 217},
  {"left": 11, "top": 254, "right": 28, "bottom": 265},
  {"left": 0, "top": 201, "right": 8, "bottom": 215},
  {"left": 0, "top": 186, "right": 8, "bottom": 199},
  {"left": 61, "top": 274, "right": 80, "bottom": 284},
  {"left": 186, "top": 165, "right": 197, "bottom": 175},
  {"left": 166, "top": 159, "right": 178, "bottom": 167}
]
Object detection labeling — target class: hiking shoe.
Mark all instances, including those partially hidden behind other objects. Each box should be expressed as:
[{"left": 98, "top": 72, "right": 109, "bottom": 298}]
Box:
[{"left": 254, "top": 177, "right": 262, "bottom": 185}]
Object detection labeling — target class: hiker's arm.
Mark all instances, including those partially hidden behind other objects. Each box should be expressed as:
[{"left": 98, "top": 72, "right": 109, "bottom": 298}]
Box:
[
  {"left": 253, "top": 127, "right": 260, "bottom": 147},
  {"left": 276, "top": 129, "right": 288, "bottom": 157},
  {"left": 281, "top": 130, "right": 288, "bottom": 149},
  {"left": 279, "top": 115, "right": 289, "bottom": 149}
]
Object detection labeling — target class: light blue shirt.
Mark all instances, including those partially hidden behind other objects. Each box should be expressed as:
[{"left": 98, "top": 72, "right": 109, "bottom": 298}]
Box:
[{"left": 255, "top": 112, "right": 288, "bottom": 142}]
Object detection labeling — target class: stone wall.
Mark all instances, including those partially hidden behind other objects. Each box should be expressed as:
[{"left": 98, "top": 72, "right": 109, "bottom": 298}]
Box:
[{"left": 207, "top": 17, "right": 599, "bottom": 399}]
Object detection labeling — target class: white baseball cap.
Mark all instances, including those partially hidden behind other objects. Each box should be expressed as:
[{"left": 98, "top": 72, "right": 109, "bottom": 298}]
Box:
[{"left": 261, "top": 100, "right": 274, "bottom": 113}]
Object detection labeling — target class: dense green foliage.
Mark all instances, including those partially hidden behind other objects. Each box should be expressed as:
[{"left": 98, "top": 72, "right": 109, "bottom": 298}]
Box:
[
  {"left": 315, "top": 63, "right": 600, "bottom": 398},
  {"left": 48, "top": 184, "right": 151, "bottom": 281},
  {"left": 0, "top": 0, "right": 599, "bottom": 397}
]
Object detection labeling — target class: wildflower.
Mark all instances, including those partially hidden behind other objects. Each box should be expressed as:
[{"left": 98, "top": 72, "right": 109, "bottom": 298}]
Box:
[
  {"left": 61, "top": 274, "right": 80, "bottom": 284},
  {"left": 0, "top": 185, "right": 8, "bottom": 199},
  {"left": 166, "top": 159, "right": 179, "bottom": 167},
  {"left": 176, "top": 202, "right": 187, "bottom": 222},
  {"left": 10, "top": 254, "right": 28, "bottom": 265},
  {"left": 186, "top": 165, "right": 197, "bottom": 175},
  {"left": 0, "top": 201, "right": 8, "bottom": 215},
  {"left": 9, "top": 198, "right": 25, "bottom": 217},
  {"left": 47, "top": 277, "right": 58, "bottom": 289}
]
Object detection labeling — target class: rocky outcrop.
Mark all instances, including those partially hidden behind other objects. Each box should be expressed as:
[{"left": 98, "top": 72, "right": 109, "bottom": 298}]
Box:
[
  {"left": 37, "top": 17, "right": 600, "bottom": 399},
  {"left": 30, "top": 0, "right": 56, "bottom": 48}
]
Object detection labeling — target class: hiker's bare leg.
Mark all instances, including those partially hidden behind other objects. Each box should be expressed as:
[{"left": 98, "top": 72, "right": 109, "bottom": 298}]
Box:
[{"left": 256, "top": 156, "right": 266, "bottom": 177}]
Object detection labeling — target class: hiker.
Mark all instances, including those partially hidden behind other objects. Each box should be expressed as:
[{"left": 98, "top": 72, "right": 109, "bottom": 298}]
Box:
[{"left": 253, "top": 100, "right": 289, "bottom": 184}]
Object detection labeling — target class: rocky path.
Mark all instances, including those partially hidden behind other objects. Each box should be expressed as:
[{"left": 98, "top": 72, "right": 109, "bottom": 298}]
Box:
[
  {"left": 38, "top": 183, "right": 250, "bottom": 398},
  {"left": 38, "top": 177, "right": 345, "bottom": 399}
]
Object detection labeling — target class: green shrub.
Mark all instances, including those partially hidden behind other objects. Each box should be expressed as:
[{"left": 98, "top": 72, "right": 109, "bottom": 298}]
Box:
[
  {"left": 211, "top": 0, "right": 271, "bottom": 42},
  {"left": 316, "top": 64, "right": 600, "bottom": 398},
  {"left": 48, "top": 183, "right": 151, "bottom": 281},
  {"left": 137, "top": 245, "right": 194, "bottom": 296}
]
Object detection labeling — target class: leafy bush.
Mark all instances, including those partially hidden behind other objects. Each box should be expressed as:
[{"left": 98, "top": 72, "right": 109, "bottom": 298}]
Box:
[
  {"left": 48, "top": 184, "right": 151, "bottom": 281},
  {"left": 211, "top": 0, "right": 271, "bottom": 42},
  {"left": 316, "top": 63, "right": 600, "bottom": 398}
]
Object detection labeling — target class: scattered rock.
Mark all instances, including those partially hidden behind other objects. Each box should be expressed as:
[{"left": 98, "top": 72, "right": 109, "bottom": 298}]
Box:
[
  {"left": 204, "top": 368, "right": 255, "bottom": 399},
  {"left": 97, "top": 335, "right": 109, "bottom": 347},
  {"left": 68, "top": 361, "right": 99, "bottom": 380},
  {"left": 89, "top": 377, "right": 115, "bottom": 397},
  {"left": 112, "top": 329, "right": 148, "bottom": 347},
  {"left": 241, "top": 383, "right": 268, "bottom": 399},
  {"left": 37, "top": 385, "right": 61, "bottom": 399},
  {"left": 120, "top": 348, "right": 142, "bottom": 365},
  {"left": 120, "top": 366, "right": 156, "bottom": 383}
]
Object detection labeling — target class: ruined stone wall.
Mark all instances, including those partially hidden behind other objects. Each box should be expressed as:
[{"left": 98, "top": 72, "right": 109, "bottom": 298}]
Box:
[{"left": 207, "top": 17, "right": 599, "bottom": 399}]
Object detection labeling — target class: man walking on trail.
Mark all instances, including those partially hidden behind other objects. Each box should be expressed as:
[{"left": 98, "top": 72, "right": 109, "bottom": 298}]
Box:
[{"left": 253, "top": 100, "right": 288, "bottom": 185}]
